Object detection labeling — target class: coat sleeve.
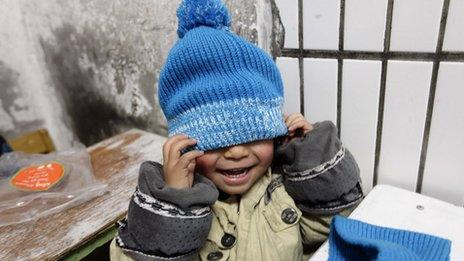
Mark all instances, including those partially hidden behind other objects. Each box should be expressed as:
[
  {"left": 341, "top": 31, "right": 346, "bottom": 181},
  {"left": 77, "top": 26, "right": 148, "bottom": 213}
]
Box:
[
  {"left": 112, "top": 161, "right": 219, "bottom": 261},
  {"left": 273, "top": 121, "right": 364, "bottom": 250}
]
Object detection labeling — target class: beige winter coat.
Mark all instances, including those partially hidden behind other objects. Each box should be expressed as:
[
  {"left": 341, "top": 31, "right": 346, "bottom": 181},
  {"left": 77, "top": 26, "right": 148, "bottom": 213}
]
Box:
[{"left": 110, "top": 168, "right": 354, "bottom": 261}]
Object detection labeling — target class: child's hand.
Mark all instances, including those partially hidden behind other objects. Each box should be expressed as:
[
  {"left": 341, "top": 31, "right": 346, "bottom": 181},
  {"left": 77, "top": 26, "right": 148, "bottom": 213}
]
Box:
[
  {"left": 282, "top": 113, "right": 313, "bottom": 144},
  {"left": 162, "top": 134, "right": 204, "bottom": 189}
]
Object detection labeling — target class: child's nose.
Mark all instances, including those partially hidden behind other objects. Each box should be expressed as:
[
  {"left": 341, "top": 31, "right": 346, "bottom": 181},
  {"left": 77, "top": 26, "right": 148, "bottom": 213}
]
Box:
[{"left": 223, "top": 145, "right": 250, "bottom": 160}]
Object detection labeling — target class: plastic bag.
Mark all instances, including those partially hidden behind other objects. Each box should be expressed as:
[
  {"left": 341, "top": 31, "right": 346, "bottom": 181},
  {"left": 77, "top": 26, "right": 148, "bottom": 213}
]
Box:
[{"left": 0, "top": 145, "right": 107, "bottom": 226}]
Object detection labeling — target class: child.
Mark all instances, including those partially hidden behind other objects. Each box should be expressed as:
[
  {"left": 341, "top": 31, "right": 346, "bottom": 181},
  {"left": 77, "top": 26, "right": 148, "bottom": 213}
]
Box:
[{"left": 110, "top": 0, "right": 363, "bottom": 260}]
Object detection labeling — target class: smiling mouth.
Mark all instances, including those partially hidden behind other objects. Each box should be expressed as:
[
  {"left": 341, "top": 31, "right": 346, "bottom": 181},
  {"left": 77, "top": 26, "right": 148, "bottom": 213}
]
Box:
[
  {"left": 218, "top": 166, "right": 253, "bottom": 186},
  {"left": 218, "top": 167, "right": 252, "bottom": 177}
]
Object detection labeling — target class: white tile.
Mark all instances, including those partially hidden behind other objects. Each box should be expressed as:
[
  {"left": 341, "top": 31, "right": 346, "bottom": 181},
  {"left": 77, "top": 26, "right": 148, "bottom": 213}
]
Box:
[
  {"left": 443, "top": 0, "right": 464, "bottom": 51},
  {"left": 344, "top": 0, "right": 388, "bottom": 51},
  {"left": 341, "top": 60, "right": 382, "bottom": 193},
  {"left": 276, "top": 57, "right": 300, "bottom": 114},
  {"left": 274, "top": 0, "right": 299, "bottom": 49},
  {"left": 378, "top": 61, "right": 433, "bottom": 191},
  {"left": 303, "top": 58, "right": 337, "bottom": 124},
  {"left": 422, "top": 62, "right": 464, "bottom": 205},
  {"left": 390, "top": 0, "right": 443, "bottom": 52},
  {"left": 303, "top": 0, "right": 340, "bottom": 50}
]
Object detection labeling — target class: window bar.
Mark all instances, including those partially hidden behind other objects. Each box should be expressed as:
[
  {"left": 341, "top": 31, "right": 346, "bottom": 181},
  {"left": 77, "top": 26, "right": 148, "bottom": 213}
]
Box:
[
  {"left": 373, "top": 0, "right": 394, "bottom": 187},
  {"left": 281, "top": 49, "right": 464, "bottom": 62},
  {"left": 416, "top": 0, "right": 450, "bottom": 193},
  {"left": 337, "top": 0, "right": 346, "bottom": 138},
  {"left": 298, "top": 0, "right": 305, "bottom": 116}
]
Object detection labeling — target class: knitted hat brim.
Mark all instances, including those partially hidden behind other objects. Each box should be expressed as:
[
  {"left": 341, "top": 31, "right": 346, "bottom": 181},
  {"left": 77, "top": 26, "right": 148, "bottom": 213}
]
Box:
[{"left": 168, "top": 97, "right": 288, "bottom": 151}]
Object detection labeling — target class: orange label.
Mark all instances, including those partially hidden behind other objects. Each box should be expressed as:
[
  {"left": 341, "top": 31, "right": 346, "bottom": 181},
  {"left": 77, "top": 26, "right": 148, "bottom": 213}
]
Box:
[{"left": 10, "top": 162, "right": 65, "bottom": 191}]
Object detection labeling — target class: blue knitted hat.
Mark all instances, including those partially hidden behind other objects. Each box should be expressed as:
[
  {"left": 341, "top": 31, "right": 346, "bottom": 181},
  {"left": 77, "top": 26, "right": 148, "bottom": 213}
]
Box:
[
  {"left": 329, "top": 216, "right": 451, "bottom": 260},
  {"left": 158, "top": 0, "right": 288, "bottom": 151}
]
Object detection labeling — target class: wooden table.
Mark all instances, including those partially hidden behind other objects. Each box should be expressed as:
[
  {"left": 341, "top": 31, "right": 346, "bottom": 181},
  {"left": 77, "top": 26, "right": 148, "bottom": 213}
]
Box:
[
  {"left": 310, "top": 185, "right": 464, "bottom": 260},
  {"left": 0, "top": 129, "right": 166, "bottom": 260}
]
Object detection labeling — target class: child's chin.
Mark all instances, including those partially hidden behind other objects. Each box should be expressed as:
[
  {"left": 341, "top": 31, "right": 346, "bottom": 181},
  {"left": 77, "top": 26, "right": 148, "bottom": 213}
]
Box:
[{"left": 220, "top": 185, "right": 252, "bottom": 196}]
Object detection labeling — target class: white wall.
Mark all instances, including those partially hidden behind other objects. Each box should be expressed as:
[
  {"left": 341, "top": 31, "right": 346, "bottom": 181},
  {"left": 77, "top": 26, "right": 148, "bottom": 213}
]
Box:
[{"left": 275, "top": 0, "right": 464, "bottom": 206}]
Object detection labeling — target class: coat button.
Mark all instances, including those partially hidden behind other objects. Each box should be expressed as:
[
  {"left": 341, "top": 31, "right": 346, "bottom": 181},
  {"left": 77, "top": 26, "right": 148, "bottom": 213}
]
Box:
[
  {"left": 281, "top": 207, "right": 298, "bottom": 224},
  {"left": 221, "top": 233, "right": 236, "bottom": 248},
  {"left": 207, "top": 251, "right": 223, "bottom": 260}
]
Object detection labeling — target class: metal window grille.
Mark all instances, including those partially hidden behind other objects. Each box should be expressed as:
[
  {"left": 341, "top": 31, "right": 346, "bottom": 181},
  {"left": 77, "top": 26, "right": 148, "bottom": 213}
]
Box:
[{"left": 278, "top": 0, "right": 464, "bottom": 191}]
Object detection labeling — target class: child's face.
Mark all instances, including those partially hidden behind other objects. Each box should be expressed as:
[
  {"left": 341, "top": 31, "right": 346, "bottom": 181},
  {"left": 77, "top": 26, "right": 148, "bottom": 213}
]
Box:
[{"left": 195, "top": 139, "right": 274, "bottom": 195}]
